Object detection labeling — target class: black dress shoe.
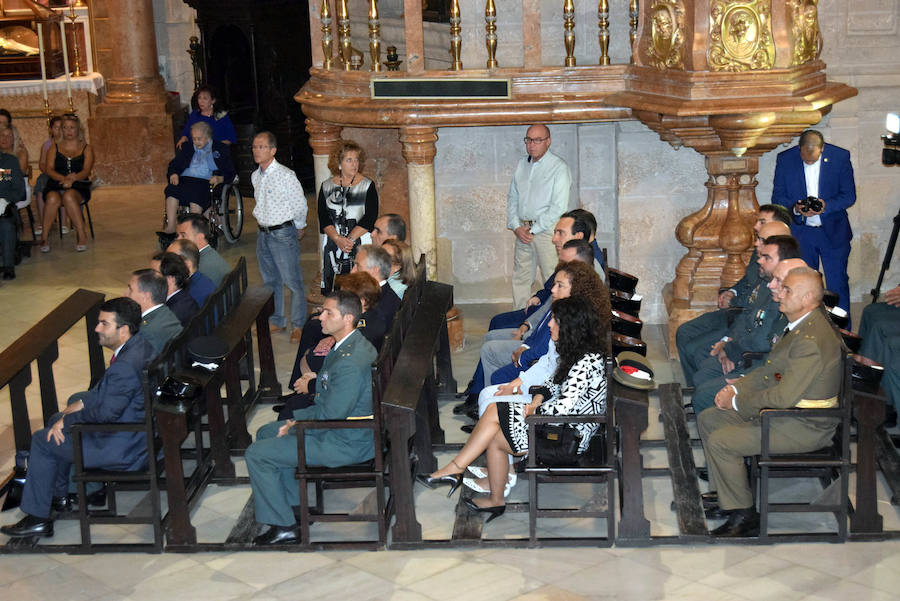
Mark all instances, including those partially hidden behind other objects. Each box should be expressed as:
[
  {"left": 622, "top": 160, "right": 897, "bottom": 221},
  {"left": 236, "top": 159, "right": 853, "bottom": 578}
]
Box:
[
  {"left": 1, "top": 514, "right": 54, "bottom": 538},
  {"left": 710, "top": 508, "right": 760, "bottom": 537},
  {"left": 272, "top": 404, "right": 285, "bottom": 413},
  {"left": 465, "top": 407, "right": 479, "bottom": 421},
  {"left": 1, "top": 268, "right": 14, "bottom": 280},
  {"left": 253, "top": 524, "right": 302, "bottom": 545},
  {"left": 697, "top": 466, "right": 709, "bottom": 482},
  {"left": 65, "top": 486, "right": 107, "bottom": 510},
  {"left": 453, "top": 400, "right": 476, "bottom": 415},
  {"left": 462, "top": 497, "right": 506, "bottom": 523},
  {"left": 51, "top": 496, "right": 73, "bottom": 513}
]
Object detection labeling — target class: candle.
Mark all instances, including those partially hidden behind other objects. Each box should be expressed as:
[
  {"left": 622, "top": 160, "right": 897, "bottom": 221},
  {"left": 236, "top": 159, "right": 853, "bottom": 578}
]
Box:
[
  {"left": 59, "top": 19, "right": 72, "bottom": 102},
  {"left": 37, "top": 22, "right": 48, "bottom": 102}
]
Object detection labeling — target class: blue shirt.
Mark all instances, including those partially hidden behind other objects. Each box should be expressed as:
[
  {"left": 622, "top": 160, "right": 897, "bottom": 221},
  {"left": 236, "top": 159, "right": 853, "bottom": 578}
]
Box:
[{"left": 181, "top": 142, "right": 217, "bottom": 180}]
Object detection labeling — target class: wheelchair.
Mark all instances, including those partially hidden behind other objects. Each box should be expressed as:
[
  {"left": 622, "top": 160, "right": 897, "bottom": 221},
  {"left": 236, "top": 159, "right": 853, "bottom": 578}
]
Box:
[{"left": 160, "top": 174, "right": 243, "bottom": 248}]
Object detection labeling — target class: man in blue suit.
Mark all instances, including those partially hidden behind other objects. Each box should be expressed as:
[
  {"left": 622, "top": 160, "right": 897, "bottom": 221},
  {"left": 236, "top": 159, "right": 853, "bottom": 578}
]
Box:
[
  {"left": 772, "top": 129, "right": 856, "bottom": 315},
  {"left": 1, "top": 298, "right": 155, "bottom": 538}
]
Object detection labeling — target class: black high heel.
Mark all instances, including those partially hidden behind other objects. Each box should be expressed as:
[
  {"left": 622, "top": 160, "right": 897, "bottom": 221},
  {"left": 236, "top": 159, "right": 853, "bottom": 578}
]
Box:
[
  {"left": 415, "top": 473, "right": 464, "bottom": 497},
  {"left": 463, "top": 497, "right": 506, "bottom": 523}
]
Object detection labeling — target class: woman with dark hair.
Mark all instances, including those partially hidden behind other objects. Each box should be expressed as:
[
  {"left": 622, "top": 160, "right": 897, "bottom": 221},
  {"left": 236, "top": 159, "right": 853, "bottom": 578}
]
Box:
[
  {"left": 382, "top": 239, "right": 416, "bottom": 299},
  {"left": 418, "top": 296, "right": 608, "bottom": 521},
  {"left": 318, "top": 140, "right": 379, "bottom": 293},
  {"left": 175, "top": 85, "right": 237, "bottom": 148}
]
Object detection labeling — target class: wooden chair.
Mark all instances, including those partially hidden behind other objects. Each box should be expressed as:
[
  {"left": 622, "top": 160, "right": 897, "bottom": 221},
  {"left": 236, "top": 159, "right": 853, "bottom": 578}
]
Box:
[
  {"left": 524, "top": 356, "right": 616, "bottom": 547},
  {"left": 69, "top": 371, "right": 164, "bottom": 553},
  {"left": 750, "top": 353, "right": 853, "bottom": 542}
]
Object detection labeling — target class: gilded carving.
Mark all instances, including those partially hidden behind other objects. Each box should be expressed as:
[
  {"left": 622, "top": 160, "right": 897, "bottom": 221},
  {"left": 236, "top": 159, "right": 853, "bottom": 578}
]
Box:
[
  {"left": 708, "top": 0, "right": 774, "bottom": 72},
  {"left": 789, "top": 0, "right": 820, "bottom": 65},
  {"left": 645, "top": 0, "right": 685, "bottom": 70}
]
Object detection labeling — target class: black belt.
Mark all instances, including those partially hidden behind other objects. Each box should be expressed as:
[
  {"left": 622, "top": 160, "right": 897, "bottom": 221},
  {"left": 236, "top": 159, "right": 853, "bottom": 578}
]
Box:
[{"left": 258, "top": 220, "right": 292, "bottom": 233}]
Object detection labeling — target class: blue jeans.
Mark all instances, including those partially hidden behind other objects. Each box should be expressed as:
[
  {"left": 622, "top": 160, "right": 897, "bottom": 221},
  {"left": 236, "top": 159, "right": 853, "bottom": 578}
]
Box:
[{"left": 256, "top": 225, "right": 307, "bottom": 329}]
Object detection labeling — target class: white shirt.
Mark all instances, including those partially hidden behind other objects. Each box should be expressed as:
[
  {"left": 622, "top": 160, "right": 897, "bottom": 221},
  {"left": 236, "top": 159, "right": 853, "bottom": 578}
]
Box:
[
  {"left": 506, "top": 149, "right": 571, "bottom": 235},
  {"left": 332, "top": 328, "right": 357, "bottom": 352},
  {"left": 251, "top": 159, "right": 308, "bottom": 229},
  {"left": 803, "top": 156, "right": 822, "bottom": 227},
  {"left": 142, "top": 304, "right": 163, "bottom": 318}
]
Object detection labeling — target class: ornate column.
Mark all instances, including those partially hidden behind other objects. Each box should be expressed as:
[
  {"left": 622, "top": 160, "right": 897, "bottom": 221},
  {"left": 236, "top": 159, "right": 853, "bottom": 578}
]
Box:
[
  {"left": 399, "top": 127, "right": 438, "bottom": 278},
  {"left": 88, "top": 0, "right": 171, "bottom": 184},
  {"left": 306, "top": 119, "right": 343, "bottom": 197}
]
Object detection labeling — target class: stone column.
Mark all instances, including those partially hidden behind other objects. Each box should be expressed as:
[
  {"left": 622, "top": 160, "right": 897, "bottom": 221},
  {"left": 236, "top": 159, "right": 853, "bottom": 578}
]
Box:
[
  {"left": 664, "top": 153, "right": 760, "bottom": 354},
  {"left": 306, "top": 119, "right": 343, "bottom": 298},
  {"left": 399, "top": 127, "right": 438, "bottom": 278},
  {"left": 88, "top": 0, "right": 172, "bottom": 184}
]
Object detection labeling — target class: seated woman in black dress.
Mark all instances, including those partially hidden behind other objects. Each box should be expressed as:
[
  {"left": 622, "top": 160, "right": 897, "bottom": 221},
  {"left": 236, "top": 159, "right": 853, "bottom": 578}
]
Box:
[
  {"left": 417, "top": 296, "right": 608, "bottom": 522},
  {"left": 40, "top": 114, "right": 93, "bottom": 253},
  {"left": 158, "top": 121, "right": 235, "bottom": 245},
  {"left": 277, "top": 271, "right": 386, "bottom": 419}
]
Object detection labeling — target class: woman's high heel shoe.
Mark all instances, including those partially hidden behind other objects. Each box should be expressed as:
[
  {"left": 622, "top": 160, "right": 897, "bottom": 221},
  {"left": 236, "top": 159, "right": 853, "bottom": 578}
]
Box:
[
  {"left": 463, "top": 497, "right": 506, "bottom": 523},
  {"left": 415, "top": 473, "right": 464, "bottom": 497}
]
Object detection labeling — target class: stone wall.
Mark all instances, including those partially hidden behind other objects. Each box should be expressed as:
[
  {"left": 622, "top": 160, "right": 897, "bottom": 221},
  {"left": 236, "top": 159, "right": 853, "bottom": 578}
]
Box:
[{"left": 152, "top": 0, "right": 197, "bottom": 103}]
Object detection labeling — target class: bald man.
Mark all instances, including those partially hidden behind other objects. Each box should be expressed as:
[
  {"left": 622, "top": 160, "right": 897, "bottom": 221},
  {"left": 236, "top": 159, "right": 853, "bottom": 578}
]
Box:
[
  {"left": 679, "top": 220, "right": 792, "bottom": 385},
  {"left": 676, "top": 208, "right": 792, "bottom": 385},
  {"left": 506, "top": 124, "right": 572, "bottom": 309},
  {"left": 698, "top": 266, "right": 844, "bottom": 537},
  {"left": 688, "top": 234, "right": 803, "bottom": 412}
]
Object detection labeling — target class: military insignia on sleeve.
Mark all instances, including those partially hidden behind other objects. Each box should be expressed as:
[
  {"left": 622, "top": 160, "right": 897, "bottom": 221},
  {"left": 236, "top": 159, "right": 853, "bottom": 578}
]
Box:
[
  {"left": 357, "top": 318, "right": 367, "bottom": 329},
  {"left": 320, "top": 370, "right": 329, "bottom": 390}
]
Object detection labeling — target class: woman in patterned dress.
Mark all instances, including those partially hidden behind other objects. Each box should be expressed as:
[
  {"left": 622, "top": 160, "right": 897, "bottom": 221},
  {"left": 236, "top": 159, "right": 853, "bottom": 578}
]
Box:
[
  {"left": 318, "top": 140, "right": 379, "bottom": 293},
  {"left": 417, "top": 295, "right": 609, "bottom": 521}
]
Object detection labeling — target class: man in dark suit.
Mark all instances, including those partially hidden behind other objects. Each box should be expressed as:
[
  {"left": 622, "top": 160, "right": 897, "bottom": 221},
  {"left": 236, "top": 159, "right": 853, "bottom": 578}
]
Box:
[
  {"left": 245, "top": 290, "right": 378, "bottom": 545},
  {"left": 151, "top": 251, "right": 199, "bottom": 326},
  {"left": 698, "top": 267, "right": 843, "bottom": 537},
  {"left": 167, "top": 238, "right": 216, "bottom": 306},
  {"left": 126, "top": 269, "right": 183, "bottom": 355},
  {"left": 176, "top": 213, "right": 230, "bottom": 285},
  {"left": 353, "top": 244, "right": 400, "bottom": 330},
  {"left": 772, "top": 129, "right": 856, "bottom": 316},
  {"left": 1, "top": 298, "right": 155, "bottom": 537},
  {"left": 0, "top": 132, "right": 25, "bottom": 280}
]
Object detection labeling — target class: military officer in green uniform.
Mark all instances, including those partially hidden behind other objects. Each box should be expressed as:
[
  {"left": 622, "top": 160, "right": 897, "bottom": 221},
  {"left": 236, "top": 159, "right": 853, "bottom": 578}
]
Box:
[
  {"left": 677, "top": 216, "right": 791, "bottom": 385},
  {"left": 699, "top": 266, "right": 843, "bottom": 537},
  {"left": 689, "top": 235, "right": 802, "bottom": 413},
  {"left": 246, "top": 290, "right": 378, "bottom": 545}
]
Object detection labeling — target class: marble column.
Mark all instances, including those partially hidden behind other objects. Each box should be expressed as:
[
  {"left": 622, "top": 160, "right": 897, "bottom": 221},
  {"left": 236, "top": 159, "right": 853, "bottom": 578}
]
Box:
[
  {"left": 399, "top": 127, "right": 438, "bottom": 279},
  {"left": 88, "top": 0, "right": 172, "bottom": 184},
  {"left": 663, "top": 153, "right": 760, "bottom": 355},
  {"left": 306, "top": 119, "right": 343, "bottom": 293}
]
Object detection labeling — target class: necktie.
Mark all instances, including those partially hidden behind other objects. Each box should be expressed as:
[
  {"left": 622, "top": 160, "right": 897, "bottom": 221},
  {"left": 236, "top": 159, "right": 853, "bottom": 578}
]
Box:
[{"left": 109, "top": 354, "right": 116, "bottom": 366}]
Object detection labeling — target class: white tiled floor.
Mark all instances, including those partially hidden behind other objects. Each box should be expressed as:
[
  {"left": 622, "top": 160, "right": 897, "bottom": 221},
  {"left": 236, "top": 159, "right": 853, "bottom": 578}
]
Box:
[{"left": 0, "top": 185, "right": 899, "bottom": 600}]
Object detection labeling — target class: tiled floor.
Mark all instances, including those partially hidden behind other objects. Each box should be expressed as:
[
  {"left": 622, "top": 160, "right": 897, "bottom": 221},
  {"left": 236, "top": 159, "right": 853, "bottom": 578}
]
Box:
[{"left": 0, "top": 185, "right": 899, "bottom": 600}]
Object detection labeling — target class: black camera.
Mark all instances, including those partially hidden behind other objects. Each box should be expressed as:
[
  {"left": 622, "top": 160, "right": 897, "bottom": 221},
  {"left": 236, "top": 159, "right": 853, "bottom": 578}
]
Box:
[
  {"left": 883, "top": 133, "right": 900, "bottom": 165},
  {"left": 798, "top": 196, "right": 823, "bottom": 213}
]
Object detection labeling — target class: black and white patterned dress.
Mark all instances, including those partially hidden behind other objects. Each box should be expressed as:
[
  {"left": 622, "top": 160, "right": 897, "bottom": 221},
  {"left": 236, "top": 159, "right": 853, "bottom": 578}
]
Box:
[
  {"left": 317, "top": 177, "right": 378, "bottom": 292},
  {"left": 497, "top": 353, "right": 607, "bottom": 454}
]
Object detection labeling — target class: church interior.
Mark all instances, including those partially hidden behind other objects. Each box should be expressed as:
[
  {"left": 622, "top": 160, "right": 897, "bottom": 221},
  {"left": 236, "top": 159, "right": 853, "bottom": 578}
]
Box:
[{"left": 1, "top": 0, "right": 900, "bottom": 598}]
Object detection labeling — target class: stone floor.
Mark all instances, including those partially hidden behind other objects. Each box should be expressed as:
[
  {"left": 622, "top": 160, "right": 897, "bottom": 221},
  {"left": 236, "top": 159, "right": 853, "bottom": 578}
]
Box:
[{"left": 1, "top": 185, "right": 899, "bottom": 600}]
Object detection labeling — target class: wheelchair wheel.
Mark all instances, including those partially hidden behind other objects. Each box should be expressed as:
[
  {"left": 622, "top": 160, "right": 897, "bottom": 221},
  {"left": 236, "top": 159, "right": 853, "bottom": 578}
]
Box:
[{"left": 220, "top": 182, "right": 243, "bottom": 243}]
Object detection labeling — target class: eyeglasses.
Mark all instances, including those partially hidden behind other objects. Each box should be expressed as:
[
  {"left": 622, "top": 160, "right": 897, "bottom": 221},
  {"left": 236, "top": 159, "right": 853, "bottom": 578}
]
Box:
[{"left": 524, "top": 136, "right": 548, "bottom": 144}]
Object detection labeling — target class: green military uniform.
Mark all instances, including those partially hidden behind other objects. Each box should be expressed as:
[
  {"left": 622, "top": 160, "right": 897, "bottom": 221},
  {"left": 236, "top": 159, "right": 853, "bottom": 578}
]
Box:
[
  {"left": 676, "top": 251, "right": 762, "bottom": 386},
  {"left": 246, "top": 329, "right": 378, "bottom": 526},
  {"left": 198, "top": 245, "right": 230, "bottom": 286},
  {"left": 698, "top": 307, "right": 843, "bottom": 510},
  {"left": 689, "top": 281, "right": 783, "bottom": 413},
  {"left": 137, "top": 304, "right": 183, "bottom": 355}
]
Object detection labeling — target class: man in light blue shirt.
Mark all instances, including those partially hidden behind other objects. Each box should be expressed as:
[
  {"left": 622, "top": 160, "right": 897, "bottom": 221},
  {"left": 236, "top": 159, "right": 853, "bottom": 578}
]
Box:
[{"left": 506, "top": 124, "right": 572, "bottom": 309}]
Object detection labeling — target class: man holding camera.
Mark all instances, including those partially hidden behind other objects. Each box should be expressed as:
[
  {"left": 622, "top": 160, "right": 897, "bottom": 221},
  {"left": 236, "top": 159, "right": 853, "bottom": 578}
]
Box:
[{"left": 772, "top": 129, "right": 856, "bottom": 317}]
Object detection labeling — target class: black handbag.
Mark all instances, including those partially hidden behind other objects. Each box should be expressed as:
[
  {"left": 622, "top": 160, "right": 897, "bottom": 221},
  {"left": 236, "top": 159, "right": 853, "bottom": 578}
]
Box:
[{"left": 533, "top": 423, "right": 582, "bottom": 466}]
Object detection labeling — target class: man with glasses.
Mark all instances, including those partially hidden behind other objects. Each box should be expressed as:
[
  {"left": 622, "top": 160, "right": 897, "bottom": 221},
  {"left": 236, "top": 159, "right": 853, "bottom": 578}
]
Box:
[{"left": 506, "top": 124, "right": 571, "bottom": 309}]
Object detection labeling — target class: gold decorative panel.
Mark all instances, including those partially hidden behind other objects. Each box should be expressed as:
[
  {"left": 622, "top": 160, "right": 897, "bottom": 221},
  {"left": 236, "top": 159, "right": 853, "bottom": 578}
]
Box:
[
  {"left": 789, "top": 0, "right": 820, "bottom": 66},
  {"left": 709, "top": 0, "right": 774, "bottom": 72},
  {"left": 645, "top": 0, "right": 685, "bottom": 70}
]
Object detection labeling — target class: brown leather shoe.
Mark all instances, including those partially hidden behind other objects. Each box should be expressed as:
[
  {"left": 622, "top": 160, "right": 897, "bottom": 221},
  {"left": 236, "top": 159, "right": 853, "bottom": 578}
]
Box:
[
  {"left": 289, "top": 328, "right": 302, "bottom": 343},
  {"left": 269, "top": 323, "right": 286, "bottom": 333}
]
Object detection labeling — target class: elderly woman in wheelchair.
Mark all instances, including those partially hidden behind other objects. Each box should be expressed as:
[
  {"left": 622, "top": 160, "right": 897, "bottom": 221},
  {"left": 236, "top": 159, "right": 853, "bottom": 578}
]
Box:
[{"left": 157, "top": 121, "right": 234, "bottom": 247}]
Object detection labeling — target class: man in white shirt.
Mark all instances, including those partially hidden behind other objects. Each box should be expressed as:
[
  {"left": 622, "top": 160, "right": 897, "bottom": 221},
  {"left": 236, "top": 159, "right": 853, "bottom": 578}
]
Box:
[
  {"left": 507, "top": 124, "right": 571, "bottom": 309},
  {"left": 251, "top": 131, "right": 309, "bottom": 343}
]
